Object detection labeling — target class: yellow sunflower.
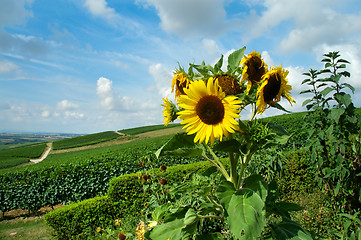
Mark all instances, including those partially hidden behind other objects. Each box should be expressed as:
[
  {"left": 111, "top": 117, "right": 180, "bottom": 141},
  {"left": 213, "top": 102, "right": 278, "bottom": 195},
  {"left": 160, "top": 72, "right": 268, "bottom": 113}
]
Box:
[
  {"left": 171, "top": 72, "right": 190, "bottom": 100},
  {"left": 177, "top": 78, "right": 242, "bottom": 145},
  {"left": 240, "top": 51, "right": 268, "bottom": 93},
  {"left": 161, "top": 97, "right": 177, "bottom": 126},
  {"left": 214, "top": 73, "right": 243, "bottom": 96},
  {"left": 256, "top": 66, "right": 295, "bottom": 114}
]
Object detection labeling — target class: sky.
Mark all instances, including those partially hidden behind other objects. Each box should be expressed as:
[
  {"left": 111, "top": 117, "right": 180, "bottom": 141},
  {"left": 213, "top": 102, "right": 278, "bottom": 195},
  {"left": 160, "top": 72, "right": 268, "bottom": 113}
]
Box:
[{"left": 1, "top": 0, "right": 361, "bottom": 134}]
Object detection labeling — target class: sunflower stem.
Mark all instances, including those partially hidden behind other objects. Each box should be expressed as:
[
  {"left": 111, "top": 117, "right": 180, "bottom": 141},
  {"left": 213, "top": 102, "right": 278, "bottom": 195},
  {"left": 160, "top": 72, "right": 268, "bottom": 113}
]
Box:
[
  {"left": 237, "top": 153, "right": 252, "bottom": 189},
  {"left": 250, "top": 103, "right": 257, "bottom": 121},
  {"left": 203, "top": 143, "right": 230, "bottom": 181}
]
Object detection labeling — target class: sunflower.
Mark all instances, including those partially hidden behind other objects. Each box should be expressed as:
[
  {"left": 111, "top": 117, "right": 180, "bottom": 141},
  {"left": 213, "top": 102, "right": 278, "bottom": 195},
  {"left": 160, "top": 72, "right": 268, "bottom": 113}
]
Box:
[
  {"left": 256, "top": 66, "right": 295, "bottom": 114},
  {"left": 214, "top": 73, "right": 243, "bottom": 96},
  {"left": 177, "top": 78, "right": 242, "bottom": 145},
  {"left": 240, "top": 51, "right": 268, "bottom": 93},
  {"left": 171, "top": 72, "right": 190, "bottom": 100},
  {"left": 161, "top": 97, "right": 177, "bottom": 126}
]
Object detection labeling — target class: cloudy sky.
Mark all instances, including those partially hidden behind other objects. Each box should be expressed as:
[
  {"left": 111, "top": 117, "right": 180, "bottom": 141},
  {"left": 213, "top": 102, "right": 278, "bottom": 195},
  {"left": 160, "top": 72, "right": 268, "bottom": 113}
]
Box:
[{"left": 1, "top": 0, "right": 361, "bottom": 134}]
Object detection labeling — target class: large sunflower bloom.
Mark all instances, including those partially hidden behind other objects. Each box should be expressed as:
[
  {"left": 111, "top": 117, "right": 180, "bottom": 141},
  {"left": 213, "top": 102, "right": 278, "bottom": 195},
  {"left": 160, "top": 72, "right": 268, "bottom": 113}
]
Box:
[
  {"left": 256, "top": 66, "right": 295, "bottom": 114},
  {"left": 161, "top": 97, "right": 177, "bottom": 126},
  {"left": 177, "top": 78, "right": 242, "bottom": 145},
  {"left": 214, "top": 74, "right": 243, "bottom": 96},
  {"left": 240, "top": 51, "right": 268, "bottom": 93},
  {"left": 171, "top": 72, "right": 190, "bottom": 100}
]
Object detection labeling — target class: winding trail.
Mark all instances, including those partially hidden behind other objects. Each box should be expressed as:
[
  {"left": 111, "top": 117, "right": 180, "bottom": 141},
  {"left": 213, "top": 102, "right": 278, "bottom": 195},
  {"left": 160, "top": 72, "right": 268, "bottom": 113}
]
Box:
[{"left": 30, "top": 142, "right": 52, "bottom": 163}]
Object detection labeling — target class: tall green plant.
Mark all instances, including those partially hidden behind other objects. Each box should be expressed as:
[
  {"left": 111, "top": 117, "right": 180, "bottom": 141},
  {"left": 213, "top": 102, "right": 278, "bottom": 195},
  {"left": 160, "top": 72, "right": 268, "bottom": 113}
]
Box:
[
  {"left": 301, "top": 51, "right": 361, "bottom": 212},
  {"left": 144, "top": 48, "right": 313, "bottom": 239}
]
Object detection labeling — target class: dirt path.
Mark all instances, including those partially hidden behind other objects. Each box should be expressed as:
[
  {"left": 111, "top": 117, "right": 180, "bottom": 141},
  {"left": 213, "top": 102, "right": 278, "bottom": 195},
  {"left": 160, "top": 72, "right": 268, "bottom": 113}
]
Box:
[{"left": 29, "top": 142, "right": 52, "bottom": 163}]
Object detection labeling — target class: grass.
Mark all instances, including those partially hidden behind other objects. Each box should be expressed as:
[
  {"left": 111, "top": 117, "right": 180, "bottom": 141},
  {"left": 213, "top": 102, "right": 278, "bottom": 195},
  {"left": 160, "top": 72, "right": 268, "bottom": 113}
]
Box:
[
  {"left": 0, "top": 217, "right": 54, "bottom": 240},
  {"left": 119, "top": 123, "right": 181, "bottom": 135}
]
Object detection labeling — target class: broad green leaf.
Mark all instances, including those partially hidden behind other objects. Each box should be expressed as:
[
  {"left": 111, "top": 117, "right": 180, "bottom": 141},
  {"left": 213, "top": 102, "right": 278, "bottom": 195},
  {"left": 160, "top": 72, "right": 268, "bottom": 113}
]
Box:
[
  {"left": 149, "top": 218, "right": 196, "bottom": 240},
  {"left": 214, "top": 54, "right": 224, "bottom": 73},
  {"left": 213, "top": 139, "right": 241, "bottom": 153},
  {"left": 155, "top": 133, "right": 204, "bottom": 158},
  {"left": 334, "top": 93, "right": 352, "bottom": 107},
  {"left": 269, "top": 124, "right": 289, "bottom": 136},
  {"left": 270, "top": 220, "right": 313, "bottom": 240},
  {"left": 243, "top": 174, "right": 268, "bottom": 202},
  {"left": 329, "top": 107, "right": 345, "bottom": 124},
  {"left": 184, "top": 208, "right": 200, "bottom": 226},
  {"left": 216, "top": 180, "right": 235, "bottom": 212},
  {"left": 227, "top": 188, "right": 266, "bottom": 239},
  {"left": 152, "top": 203, "right": 172, "bottom": 222},
  {"left": 301, "top": 79, "right": 311, "bottom": 84},
  {"left": 320, "top": 87, "right": 333, "bottom": 97},
  {"left": 342, "top": 83, "right": 355, "bottom": 93},
  {"left": 228, "top": 47, "right": 246, "bottom": 73}
]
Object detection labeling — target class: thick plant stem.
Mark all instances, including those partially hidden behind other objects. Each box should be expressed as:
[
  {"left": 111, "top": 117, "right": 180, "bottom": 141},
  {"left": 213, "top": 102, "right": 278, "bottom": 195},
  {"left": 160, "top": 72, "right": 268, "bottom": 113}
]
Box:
[
  {"left": 229, "top": 152, "right": 238, "bottom": 188},
  {"left": 237, "top": 153, "right": 252, "bottom": 189}
]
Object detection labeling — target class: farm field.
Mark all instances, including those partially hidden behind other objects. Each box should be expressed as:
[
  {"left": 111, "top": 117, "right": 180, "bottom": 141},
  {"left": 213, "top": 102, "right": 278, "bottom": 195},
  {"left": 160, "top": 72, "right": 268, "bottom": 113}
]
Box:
[{"left": 0, "top": 109, "right": 360, "bottom": 239}]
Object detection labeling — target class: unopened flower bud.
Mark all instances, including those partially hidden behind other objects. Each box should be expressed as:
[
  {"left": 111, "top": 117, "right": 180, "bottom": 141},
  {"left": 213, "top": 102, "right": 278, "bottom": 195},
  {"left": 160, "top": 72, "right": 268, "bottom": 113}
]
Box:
[
  {"left": 160, "top": 165, "right": 167, "bottom": 171},
  {"left": 118, "top": 233, "right": 126, "bottom": 240},
  {"left": 160, "top": 178, "right": 167, "bottom": 185}
]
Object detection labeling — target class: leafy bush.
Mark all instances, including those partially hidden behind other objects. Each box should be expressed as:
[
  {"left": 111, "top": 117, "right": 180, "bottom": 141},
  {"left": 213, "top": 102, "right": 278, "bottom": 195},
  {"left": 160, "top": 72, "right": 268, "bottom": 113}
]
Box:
[
  {"left": 44, "top": 160, "right": 214, "bottom": 239},
  {"left": 52, "top": 131, "right": 120, "bottom": 150}
]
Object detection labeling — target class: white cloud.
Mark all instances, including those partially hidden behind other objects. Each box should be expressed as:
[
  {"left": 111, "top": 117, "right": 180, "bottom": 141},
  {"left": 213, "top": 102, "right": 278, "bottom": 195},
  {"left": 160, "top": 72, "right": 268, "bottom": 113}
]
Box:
[
  {"left": 57, "top": 100, "right": 79, "bottom": 110},
  {"left": 140, "top": 0, "right": 230, "bottom": 38},
  {"left": 96, "top": 76, "right": 137, "bottom": 111},
  {"left": 64, "top": 111, "right": 84, "bottom": 119},
  {"left": 83, "top": 0, "right": 120, "bottom": 22},
  {"left": 147, "top": 63, "right": 173, "bottom": 97},
  {"left": 41, "top": 110, "right": 50, "bottom": 118},
  {"left": 0, "top": 60, "right": 18, "bottom": 73}
]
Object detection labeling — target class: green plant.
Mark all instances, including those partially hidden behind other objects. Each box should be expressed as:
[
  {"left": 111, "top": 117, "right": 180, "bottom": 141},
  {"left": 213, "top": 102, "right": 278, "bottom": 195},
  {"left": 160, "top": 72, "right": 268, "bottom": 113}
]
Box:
[
  {"left": 146, "top": 48, "right": 312, "bottom": 239},
  {"left": 301, "top": 51, "right": 361, "bottom": 212}
]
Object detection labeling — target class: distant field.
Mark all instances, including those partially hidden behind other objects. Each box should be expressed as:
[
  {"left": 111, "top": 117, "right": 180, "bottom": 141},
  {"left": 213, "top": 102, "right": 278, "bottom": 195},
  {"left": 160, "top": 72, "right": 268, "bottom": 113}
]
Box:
[
  {"left": 0, "top": 143, "right": 47, "bottom": 169},
  {"left": 52, "top": 131, "right": 120, "bottom": 150},
  {"left": 119, "top": 123, "right": 181, "bottom": 135}
]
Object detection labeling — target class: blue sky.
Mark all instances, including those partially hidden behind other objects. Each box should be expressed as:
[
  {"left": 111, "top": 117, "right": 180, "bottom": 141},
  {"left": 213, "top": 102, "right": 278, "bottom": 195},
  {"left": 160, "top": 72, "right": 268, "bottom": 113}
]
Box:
[{"left": 1, "top": 0, "right": 361, "bottom": 134}]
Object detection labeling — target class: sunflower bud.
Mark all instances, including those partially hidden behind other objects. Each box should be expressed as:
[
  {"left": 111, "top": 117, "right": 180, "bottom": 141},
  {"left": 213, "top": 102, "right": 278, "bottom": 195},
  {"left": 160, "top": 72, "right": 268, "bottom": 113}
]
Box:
[
  {"left": 118, "top": 233, "right": 126, "bottom": 240},
  {"left": 160, "top": 165, "right": 167, "bottom": 171},
  {"left": 160, "top": 178, "right": 167, "bottom": 185}
]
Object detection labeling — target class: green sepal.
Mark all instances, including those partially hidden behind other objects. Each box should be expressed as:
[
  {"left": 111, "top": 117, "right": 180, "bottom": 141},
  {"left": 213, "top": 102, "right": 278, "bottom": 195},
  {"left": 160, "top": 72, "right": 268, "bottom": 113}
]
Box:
[{"left": 155, "top": 133, "right": 204, "bottom": 158}]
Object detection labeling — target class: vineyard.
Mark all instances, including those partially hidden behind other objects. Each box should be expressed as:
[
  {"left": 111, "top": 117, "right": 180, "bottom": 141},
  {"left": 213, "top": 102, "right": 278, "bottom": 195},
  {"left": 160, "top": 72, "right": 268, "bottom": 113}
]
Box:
[{"left": 0, "top": 107, "right": 360, "bottom": 239}]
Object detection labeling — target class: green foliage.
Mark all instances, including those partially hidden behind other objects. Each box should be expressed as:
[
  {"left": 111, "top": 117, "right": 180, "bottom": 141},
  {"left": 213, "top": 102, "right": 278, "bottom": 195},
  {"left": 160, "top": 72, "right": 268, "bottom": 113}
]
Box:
[
  {"left": 301, "top": 51, "right": 361, "bottom": 212},
  {"left": 52, "top": 131, "right": 120, "bottom": 150},
  {"left": 119, "top": 123, "right": 181, "bottom": 135},
  {"left": 44, "top": 196, "right": 124, "bottom": 239},
  {"left": 0, "top": 143, "right": 47, "bottom": 169}
]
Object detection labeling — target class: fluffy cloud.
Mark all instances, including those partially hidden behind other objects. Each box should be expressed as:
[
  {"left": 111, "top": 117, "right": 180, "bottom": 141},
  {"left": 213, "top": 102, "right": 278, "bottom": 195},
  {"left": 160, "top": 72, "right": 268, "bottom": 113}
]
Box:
[
  {"left": 83, "top": 0, "right": 120, "bottom": 22},
  {"left": 242, "top": 0, "right": 361, "bottom": 53},
  {"left": 140, "top": 0, "right": 230, "bottom": 38},
  {"left": 147, "top": 63, "right": 173, "bottom": 97},
  {"left": 96, "top": 76, "right": 136, "bottom": 111},
  {"left": 56, "top": 100, "right": 79, "bottom": 110},
  {"left": 0, "top": 0, "right": 33, "bottom": 27}
]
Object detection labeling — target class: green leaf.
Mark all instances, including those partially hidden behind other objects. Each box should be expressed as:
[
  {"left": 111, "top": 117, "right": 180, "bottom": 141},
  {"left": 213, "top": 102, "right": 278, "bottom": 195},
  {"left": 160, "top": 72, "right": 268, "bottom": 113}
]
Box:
[
  {"left": 196, "top": 232, "right": 223, "bottom": 240},
  {"left": 320, "top": 87, "right": 333, "bottom": 97},
  {"left": 342, "top": 83, "right": 355, "bottom": 93},
  {"left": 214, "top": 54, "right": 224, "bottom": 73},
  {"left": 213, "top": 139, "right": 241, "bottom": 153},
  {"left": 269, "top": 103, "right": 292, "bottom": 113},
  {"left": 243, "top": 174, "right": 268, "bottom": 202},
  {"left": 270, "top": 220, "right": 313, "bottom": 240},
  {"left": 227, "top": 188, "right": 266, "bottom": 239},
  {"left": 216, "top": 180, "right": 235, "bottom": 212},
  {"left": 152, "top": 203, "right": 172, "bottom": 222},
  {"left": 149, "top": 218, "right": 193, "bottom": 240},
  {"left": 334, "top": 93, "right": 352, "bottom": 107},
  {"left": 227, "top": 47, "right": 246, "bottom": 73},
  {"left": 184, "top": 208, "right": 200, "bottom": 226},
  {"left": 155, "top": 133, "right": 204, "bottom": 158},
  {"left": 329, "top": 107, "right": 345, "bottom": 124},
  {"left": 302, "top": 99, "right": 312, "bottom": 107},
  {"left": 269, "top": 124, "right": 289, "bottom": 136}
]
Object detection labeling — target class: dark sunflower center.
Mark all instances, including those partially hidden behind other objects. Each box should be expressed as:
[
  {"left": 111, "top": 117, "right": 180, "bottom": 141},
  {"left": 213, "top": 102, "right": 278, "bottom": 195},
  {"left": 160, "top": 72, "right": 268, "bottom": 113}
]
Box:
[
  {"left": 196, "top": 95, "right": 225, "bottom": 125},
  {"left": 216, "top": 75, "right": 243, "bottom": 95},
  {"left": 263, "top": 74, "right": 281, "bottom": 102},
  {"left": 247, "top": 56, "right": 266, "bottom": 83}
]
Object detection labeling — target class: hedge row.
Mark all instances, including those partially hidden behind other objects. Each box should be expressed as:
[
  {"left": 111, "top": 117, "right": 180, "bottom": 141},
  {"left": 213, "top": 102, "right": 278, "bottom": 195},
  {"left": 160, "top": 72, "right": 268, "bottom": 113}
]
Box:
[{"left": 44, "top": 160, "right": 215, "bottom": 239}]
